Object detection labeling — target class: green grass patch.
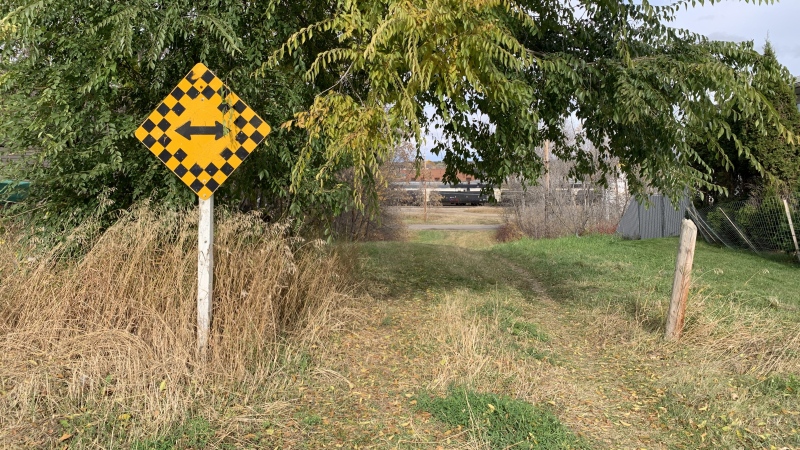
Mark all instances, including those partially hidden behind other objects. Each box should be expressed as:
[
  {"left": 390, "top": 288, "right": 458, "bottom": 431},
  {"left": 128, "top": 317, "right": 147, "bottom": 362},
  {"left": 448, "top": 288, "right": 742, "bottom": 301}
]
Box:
[
  {"left": 417, "top": 388, "right": 587, "bottom": 449},
  {"left": 757, "top": 374, "right": 800, "bottom": 397},
  {"left": 520, "top": 346, "right": 562, "bottom": 365},
  {"left": 493, "top": 235, "right": 800, "bottom": 319},
  {"left": 476, "top": 300, "right": 549, "bottom": 341},
  {"left": 503, "top": 318, "right": 548, "bottom": 341},
  {"left": 413, "top": 230, "right": 455, "bottom": 243},
  {"left": 301, "top": 414, "right": 322, "bottom": 426},
  {"left": 358, "top": 242, "right": 526, "bottom": 300},
  {"left": 55, "top": 410, "right": 132, "bottom": 448},
  {"left": 131, "top": 417, "right": 215, "bottom": 450}
]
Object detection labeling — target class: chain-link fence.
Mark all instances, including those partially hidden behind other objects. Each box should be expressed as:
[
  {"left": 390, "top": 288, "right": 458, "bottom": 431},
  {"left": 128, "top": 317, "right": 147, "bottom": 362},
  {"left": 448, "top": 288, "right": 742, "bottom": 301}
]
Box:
[
  {"left": 503, "top": 178, "right": 629, "bottom": 238},
  {"left": 689, "top": 195, "right": 800, "bottom": 256}
]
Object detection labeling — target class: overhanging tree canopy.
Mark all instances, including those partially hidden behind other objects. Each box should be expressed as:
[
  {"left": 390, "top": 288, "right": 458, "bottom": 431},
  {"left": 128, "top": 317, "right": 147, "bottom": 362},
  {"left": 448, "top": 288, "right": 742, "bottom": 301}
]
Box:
[
  {"left": 278, "top": 0, "right": 796, "bottom": 202},
  {"left": 690, "top": 42, "right": 800, "bottom": 201},
  {"left": 0, "top": 0, "right": 796, "bottom": 232}
]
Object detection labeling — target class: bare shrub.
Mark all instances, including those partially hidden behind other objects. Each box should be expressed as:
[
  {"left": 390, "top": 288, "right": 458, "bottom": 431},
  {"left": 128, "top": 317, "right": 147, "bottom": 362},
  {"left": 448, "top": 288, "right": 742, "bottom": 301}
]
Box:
[
  {"left": 504, "top": 173, "right": 627, "bottom": 239},
  {"left": 495, "top": 222, "right": 524, "bottom": 243},
  {"left": 331, "top": 188, "right": 408, "bottom": 241},
  {"left": 0, "top": 206, "right": 352, "bottom": 447},
  {"left": 503, "top": 126, "right": 629, "bottom": 238},
  {"left": 330, "top": 142, "right": 411, "bottom": 241}
]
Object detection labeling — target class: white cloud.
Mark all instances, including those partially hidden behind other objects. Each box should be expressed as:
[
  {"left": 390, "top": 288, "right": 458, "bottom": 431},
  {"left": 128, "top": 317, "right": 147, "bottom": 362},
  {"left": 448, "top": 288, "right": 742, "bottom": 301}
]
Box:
[{"left": 651, "top": 0, "right": 800, "bottom": 74}]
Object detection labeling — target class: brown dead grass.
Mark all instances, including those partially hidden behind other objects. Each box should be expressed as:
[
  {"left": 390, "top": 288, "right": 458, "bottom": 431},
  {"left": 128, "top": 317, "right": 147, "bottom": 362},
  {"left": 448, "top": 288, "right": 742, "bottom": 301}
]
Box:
[
  {"left": 495, "top": 222, "right": 525, "bottom": 243},
  {"left": 413, "top": 230, "right": 498, "bottom": 249},
  {"left": 553, "top": 291, "right": 800, "bottom": 448},
  {"left": 398, "top": 206, "right": 504, "bottom": 225},
  {"left": 0, "top": 207, "right": 352, "bottom": 448}
]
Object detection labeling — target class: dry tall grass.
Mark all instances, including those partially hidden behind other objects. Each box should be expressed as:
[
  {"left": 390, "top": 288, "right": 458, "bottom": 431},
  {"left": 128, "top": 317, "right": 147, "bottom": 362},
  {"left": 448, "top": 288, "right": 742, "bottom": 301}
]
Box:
[
  {"left": 0, "top": 207, "right": 351, "bottom": 447},
  {"left": 424, "top": 292, "right": 552, "bottom": 399},
  {"left": 588, "top": 289, "right": 800, "bottom": 378}
]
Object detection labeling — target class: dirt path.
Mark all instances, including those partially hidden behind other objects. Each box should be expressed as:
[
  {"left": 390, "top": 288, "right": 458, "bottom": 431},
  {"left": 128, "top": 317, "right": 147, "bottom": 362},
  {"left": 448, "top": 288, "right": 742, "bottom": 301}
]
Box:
[
  {"left": 280, "top": 299, "right": 459, "bottom": 448},
  {"left": 499, "top": 257, "right": 669, "bottom": 449},
  {"left": 407, "top": 224, "right": 501, "bottom": 231},
  {"left": 278, "top": 250, "right": 671, "bottom": 449}
]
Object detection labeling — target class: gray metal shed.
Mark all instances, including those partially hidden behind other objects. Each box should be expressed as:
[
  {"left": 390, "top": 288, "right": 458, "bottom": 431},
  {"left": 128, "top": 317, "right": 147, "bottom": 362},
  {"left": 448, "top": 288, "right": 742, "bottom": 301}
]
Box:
[{"left": 617, "top": 195, "right": 690, "bottom": 239}]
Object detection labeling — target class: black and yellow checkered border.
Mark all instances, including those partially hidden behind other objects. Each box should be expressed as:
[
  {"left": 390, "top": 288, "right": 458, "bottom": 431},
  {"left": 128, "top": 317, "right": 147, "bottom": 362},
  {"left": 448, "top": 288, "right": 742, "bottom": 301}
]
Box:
[{"left": 135, "top": 63, "right": 270, "bottom": 199}]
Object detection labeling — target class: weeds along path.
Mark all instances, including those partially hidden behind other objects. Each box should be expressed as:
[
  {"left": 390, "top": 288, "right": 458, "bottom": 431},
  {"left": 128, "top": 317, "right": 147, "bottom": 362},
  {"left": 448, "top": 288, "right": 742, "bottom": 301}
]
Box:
[{"left": 3, "top": 220, "right": 797, "bottom": 448}]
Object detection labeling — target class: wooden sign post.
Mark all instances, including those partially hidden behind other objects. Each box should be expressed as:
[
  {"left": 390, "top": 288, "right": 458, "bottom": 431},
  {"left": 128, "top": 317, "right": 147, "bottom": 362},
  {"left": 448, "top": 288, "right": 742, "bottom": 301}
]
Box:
[
  {"left": 197, "top": 195, "right": 214, "bottom": 356},
  {"left": 135, "top": 63, "right": 270, "bottom": 356},
  {"left": 665, "top": 219, "right": 697, "bottom": 341}
]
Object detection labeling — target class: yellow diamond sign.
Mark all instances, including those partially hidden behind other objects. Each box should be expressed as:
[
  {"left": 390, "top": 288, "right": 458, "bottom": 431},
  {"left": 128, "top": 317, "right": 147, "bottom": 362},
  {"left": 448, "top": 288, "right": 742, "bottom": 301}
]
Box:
[{"left": 135, "top": 63, "right": 270, "bottom": 199}]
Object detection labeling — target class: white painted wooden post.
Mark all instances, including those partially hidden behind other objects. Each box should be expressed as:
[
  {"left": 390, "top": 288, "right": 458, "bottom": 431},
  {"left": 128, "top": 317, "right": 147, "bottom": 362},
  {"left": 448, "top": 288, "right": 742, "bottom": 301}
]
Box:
[
  {"left": 198, "top": 195, "right": 214, "bottom": 357},
  {"left": 665, "top": 219, "right": 697, "bottom": 341}
]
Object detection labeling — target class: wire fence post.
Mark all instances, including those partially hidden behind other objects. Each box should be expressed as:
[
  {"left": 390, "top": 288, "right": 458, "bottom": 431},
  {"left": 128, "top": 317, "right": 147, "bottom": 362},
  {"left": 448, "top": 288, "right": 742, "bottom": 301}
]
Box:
[
  {"left": 783, "top": 198, "right": 800, "bottom": 263},
  {"left": 718, "top": 207, "right": 759, "bottom": 254}
]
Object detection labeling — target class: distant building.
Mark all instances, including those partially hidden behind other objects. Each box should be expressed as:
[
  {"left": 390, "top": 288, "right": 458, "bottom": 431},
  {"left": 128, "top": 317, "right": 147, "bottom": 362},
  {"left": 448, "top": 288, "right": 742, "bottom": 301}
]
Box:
[{"left": 390, "top": 162, "right": 499, "bottom": 204}]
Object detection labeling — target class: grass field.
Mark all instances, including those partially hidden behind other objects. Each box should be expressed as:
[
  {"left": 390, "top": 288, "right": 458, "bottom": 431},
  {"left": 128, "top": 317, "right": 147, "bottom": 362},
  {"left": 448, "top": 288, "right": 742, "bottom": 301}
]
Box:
[
  {"left": 2, "top": 214, "right": 799, "bottom": 448},
  {"left": 495, "top": 235, "right": 800, "bottom": 316},
  {"left": 490, "top": 236, "right": 800, "bottom": 448}
]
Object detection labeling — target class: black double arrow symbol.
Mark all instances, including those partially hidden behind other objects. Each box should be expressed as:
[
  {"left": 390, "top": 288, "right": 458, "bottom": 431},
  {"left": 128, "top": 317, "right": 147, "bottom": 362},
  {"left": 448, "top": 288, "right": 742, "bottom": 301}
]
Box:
[{"left": 176, "top": 120, "right": 227, "bottom": 140}]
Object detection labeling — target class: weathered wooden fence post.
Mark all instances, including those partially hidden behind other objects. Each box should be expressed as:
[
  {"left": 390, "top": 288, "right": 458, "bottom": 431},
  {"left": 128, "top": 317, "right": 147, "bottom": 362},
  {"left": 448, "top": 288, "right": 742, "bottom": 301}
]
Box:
[{"left": 665, "top": 219, "right": 697, "bottom": 340}]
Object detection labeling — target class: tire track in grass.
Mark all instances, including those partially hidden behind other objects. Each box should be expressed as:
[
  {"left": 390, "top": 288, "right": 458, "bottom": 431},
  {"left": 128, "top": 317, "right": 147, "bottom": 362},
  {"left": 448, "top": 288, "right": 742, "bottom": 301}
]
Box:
[
  {"left": 284, "top": 241, "right": 671, "bottom": 448},
  {"left": 498, "top": 255, "right": 671, "bottom": 449}
]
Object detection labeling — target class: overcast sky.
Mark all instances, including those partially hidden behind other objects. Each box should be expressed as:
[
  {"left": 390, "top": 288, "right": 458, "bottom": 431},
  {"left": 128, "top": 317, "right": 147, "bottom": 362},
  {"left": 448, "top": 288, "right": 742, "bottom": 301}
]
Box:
[
  {"left": 650, "top": 0, "right": 800, "bottom": 75},
  {"left": 421, "top": 0, "right": 800, "bottom": 161}
]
